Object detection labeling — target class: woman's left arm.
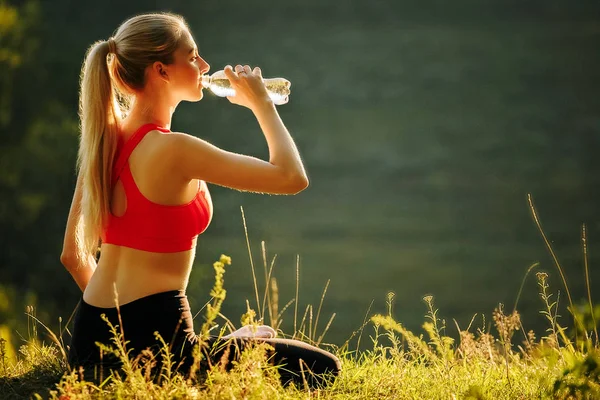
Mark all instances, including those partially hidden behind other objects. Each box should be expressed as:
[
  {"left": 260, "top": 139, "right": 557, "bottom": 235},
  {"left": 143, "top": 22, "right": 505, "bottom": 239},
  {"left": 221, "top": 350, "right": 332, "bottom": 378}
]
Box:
[{"left": 60, "top": 173, "right": 96, "bottom": 292}]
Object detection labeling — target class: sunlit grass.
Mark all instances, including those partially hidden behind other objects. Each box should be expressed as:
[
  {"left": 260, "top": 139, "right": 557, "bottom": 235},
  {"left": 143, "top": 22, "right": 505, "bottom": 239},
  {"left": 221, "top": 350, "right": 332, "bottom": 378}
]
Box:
[{"left": 1, "top": 279, "right": 599, "bottom": 399}]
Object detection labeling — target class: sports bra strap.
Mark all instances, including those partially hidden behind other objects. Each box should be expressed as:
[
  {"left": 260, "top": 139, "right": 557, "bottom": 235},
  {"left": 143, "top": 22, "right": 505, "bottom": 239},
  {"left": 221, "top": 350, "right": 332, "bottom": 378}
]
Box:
[{"left": 111, "top": 123, "right": 170, "bottom": 187}]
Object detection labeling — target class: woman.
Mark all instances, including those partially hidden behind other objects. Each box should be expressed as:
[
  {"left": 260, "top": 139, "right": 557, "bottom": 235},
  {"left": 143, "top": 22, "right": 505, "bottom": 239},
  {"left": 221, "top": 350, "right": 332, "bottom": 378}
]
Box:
[{"left": 60, "top": 12, "right": 340, "bottom": 387}]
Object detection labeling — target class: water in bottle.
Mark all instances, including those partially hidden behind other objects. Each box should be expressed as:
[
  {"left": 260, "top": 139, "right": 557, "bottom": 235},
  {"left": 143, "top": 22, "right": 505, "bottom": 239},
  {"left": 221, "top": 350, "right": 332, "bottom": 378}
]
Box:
[{"left": 201, "top": 69, "right": 291, "bottom": 105}]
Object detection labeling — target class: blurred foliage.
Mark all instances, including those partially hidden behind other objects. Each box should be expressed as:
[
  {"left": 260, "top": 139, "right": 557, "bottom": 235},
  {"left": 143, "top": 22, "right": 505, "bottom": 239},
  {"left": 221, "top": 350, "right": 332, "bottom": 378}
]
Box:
[
  {"left": 553, "top": 351, "right": 600, "bottom": 399},
  {"left": 0, "top": 0, "right": 80, "bottom": 342}
]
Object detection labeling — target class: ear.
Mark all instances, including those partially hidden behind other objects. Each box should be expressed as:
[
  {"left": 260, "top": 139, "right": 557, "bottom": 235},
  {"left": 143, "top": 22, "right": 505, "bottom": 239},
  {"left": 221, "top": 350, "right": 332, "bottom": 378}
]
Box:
[{"left": 151, "top": 61, "right": 170, "bottom": 82}]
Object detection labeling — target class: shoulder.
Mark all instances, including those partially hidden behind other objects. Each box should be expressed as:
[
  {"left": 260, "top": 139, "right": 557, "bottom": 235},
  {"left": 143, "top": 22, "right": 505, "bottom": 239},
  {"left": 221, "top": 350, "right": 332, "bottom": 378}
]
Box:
[
  {"left": 160, "top": 130, "right": 214, "bottom": 156},
  {"left": 154, "top": 130, "right": 212, "bottom": 172},
  {"left": 162, "top": 130, "right": 190, "bottom": 143},
  {"left": 126, "top": 129, "right": 188, "bottom": 173},
  {"left": 138, "top": 129, "right": 196, "bottom": 152},
  {"left": 163, "top": 130, "right": 201, "bottom": 144}
]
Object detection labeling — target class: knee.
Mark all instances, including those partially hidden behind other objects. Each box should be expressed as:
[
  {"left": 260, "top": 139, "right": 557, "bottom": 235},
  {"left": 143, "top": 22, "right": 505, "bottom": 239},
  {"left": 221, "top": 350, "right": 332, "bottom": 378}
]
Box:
[
  {"left": 303, "top": 351, "right": 341, "bottom": 387},
  {"left": 319, "top": 352, "right": 342, "bottom": 381},
  {"left": 329, "top": 354, "right": 342, "bottom": 377},
  {"left": 303, "top": 353, "right": 341, "bottom": 388}
]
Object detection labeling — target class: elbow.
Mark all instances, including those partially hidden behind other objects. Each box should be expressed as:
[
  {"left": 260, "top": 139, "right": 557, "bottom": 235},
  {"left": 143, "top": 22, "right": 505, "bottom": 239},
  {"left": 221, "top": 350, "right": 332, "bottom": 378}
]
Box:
[
  {"left": 286, "top": 173, "right": 309, "bottom": 194},
  {"left": 60, "top": 250, "right": 79, "bottom": 272}
]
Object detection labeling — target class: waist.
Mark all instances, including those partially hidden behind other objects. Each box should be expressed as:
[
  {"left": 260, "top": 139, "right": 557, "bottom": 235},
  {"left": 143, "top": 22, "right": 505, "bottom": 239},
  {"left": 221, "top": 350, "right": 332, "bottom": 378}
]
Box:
[
  {"left": 80, "top": 289, "right": 188, "bottom": 314},
  {"left": 84, "top": 246, "right": 194, "bottom": 307}
]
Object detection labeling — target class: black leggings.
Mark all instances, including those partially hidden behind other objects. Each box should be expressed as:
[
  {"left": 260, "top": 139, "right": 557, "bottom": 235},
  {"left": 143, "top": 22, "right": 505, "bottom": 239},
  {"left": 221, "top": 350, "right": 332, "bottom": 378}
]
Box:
[{"left": 68, "top": 290, "right": 341, "bottom": 387}]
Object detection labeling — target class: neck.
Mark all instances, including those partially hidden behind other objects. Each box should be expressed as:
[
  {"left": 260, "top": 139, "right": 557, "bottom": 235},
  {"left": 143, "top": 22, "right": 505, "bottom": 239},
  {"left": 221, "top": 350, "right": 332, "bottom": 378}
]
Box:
[{"left": 125, "top": 89, "right": 179, "bottom": 130}]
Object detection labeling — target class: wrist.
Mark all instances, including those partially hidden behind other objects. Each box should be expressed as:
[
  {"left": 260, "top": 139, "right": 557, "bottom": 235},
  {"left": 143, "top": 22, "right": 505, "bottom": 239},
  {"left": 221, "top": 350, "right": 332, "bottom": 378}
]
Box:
[{"left": 250, "top": 97, "right": 275, "bottom": 114}]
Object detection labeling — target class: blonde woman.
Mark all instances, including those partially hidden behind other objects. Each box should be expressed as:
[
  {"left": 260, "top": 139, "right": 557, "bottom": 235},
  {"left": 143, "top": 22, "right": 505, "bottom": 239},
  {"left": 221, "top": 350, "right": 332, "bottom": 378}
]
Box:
[{"left": 61, "top": 12, "right": 340, "bottom": 386}]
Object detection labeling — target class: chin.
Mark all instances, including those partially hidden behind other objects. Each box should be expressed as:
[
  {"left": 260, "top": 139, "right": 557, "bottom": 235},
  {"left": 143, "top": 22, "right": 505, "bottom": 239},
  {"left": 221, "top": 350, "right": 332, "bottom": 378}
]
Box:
[
  {"left": 195, "top": 87, "right": 204, "bottom": 101},
  {"left": 185, "top": 90, "right": 203, "bottom": 102}
]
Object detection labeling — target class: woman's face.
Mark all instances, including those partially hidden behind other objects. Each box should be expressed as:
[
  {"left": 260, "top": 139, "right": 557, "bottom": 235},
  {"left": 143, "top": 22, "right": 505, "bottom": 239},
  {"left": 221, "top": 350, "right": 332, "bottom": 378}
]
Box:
[{"left": 167, "top": 31, "right": 210, "bottom": 102}]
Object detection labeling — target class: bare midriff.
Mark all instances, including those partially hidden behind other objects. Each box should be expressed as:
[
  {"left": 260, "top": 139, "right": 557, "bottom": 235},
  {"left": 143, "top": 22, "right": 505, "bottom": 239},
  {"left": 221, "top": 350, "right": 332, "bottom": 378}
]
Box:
[{"left": 82, "top": 241, "right": 196, "bottom": 308}]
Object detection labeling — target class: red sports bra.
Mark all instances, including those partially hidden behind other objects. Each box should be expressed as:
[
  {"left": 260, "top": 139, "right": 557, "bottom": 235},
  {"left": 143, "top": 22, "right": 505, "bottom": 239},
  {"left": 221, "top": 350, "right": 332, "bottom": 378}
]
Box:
[{"left": 101, "top": 123, "right": 212, "bottom": 252}]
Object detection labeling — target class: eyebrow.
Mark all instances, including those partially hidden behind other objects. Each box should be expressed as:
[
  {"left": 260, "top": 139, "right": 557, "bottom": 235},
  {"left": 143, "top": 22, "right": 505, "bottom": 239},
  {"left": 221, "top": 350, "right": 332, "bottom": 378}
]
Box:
[{"left": 188, "top": 47, "right": 197, "bottom": 54}]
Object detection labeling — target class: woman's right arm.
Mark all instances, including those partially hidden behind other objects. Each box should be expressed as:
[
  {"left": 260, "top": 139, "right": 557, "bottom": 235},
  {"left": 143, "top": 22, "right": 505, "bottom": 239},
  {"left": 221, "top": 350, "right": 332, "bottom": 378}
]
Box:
[
  {"left": 168, "top": 65, "right": 309, "bottom": 194},
  {"left": 60, "top": 173, "right": 97, "bottom": 291}
]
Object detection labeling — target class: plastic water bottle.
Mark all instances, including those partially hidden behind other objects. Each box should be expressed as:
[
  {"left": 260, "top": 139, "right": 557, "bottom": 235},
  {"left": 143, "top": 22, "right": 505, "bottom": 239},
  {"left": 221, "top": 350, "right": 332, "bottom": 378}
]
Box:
[{"left": 201, "top": 69, "right": 291, "bottom": 105}]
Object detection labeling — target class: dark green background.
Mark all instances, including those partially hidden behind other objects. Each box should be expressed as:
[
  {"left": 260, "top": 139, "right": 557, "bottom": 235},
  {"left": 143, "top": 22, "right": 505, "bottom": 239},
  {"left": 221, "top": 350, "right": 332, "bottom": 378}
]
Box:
[{"left": 1, "top": 0, "right": 599, "bottom": 348}]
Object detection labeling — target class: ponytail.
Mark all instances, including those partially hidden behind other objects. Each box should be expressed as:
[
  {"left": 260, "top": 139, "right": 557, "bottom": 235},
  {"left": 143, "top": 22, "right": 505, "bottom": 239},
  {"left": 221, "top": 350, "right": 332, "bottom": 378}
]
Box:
[
  {"left": 76, "top": 40, "right": 119, "bottom": 261},
  {"left": 74, "top": 12, "right": 190, "bottom": 261}
]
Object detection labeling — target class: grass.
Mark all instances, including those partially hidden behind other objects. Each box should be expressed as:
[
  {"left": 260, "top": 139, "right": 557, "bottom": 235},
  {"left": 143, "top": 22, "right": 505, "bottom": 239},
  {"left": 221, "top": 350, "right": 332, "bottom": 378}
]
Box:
[
  {"left": 1, "top": 270, "right": 599, "bottom": 399},
  {"left": 1, "top": 204, "right": 600, "bottom": 399},
  {"left": 1, "top": 274, "right": 599, "bottom": 399}
]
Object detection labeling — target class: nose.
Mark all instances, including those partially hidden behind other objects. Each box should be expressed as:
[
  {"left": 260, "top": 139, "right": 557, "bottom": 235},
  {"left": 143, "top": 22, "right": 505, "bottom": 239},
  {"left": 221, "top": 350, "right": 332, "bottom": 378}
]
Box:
[{"left": 198, "top": 58, "right": 210, "bottom": 74}]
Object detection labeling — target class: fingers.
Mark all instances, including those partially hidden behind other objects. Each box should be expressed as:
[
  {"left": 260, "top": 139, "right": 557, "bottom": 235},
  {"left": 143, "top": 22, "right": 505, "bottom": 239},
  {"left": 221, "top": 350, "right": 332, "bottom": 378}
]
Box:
[
  {"left": 223, "top": 65, "right": 238, "bottom": 82},
  {"left": 234, "top": 64, "right": 247, "bottom": 77},
  {"left": 224, "top": 64, "right": 268, "bottom": 109},
  {"left": 235, "top": 64, "right": 260, "bottom": 78}
]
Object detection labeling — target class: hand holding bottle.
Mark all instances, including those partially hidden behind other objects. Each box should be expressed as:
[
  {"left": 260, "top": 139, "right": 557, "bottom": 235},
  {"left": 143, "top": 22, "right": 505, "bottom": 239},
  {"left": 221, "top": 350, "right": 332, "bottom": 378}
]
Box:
[
  {"left": 223, "top": 65, "right": 272, "bottom": 109},
  {"left": 202, "top": 64, "right": 291, "bottom": 108}
]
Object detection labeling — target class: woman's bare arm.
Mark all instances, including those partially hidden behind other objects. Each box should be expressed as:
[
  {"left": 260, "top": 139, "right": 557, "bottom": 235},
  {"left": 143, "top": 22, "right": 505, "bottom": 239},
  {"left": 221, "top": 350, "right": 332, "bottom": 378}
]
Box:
[
  {"left": 167, "top": 66, "right": 309, "bottom": 194},
  {"left": 60, "top": 174, "right": 97, "bottom": 291}
]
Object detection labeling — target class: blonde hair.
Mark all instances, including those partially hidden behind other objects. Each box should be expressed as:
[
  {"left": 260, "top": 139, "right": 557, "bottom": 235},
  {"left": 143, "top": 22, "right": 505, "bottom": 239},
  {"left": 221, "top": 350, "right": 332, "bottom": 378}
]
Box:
[{"left": 76, "top": 12, "right": 189, "bottom": 260}]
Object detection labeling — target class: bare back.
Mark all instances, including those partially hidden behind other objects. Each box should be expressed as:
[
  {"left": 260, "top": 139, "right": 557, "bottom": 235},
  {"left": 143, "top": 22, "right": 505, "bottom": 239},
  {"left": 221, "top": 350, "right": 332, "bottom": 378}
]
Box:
[{"left": 83, "top": 126, "right": 213, "bottom": 307}]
